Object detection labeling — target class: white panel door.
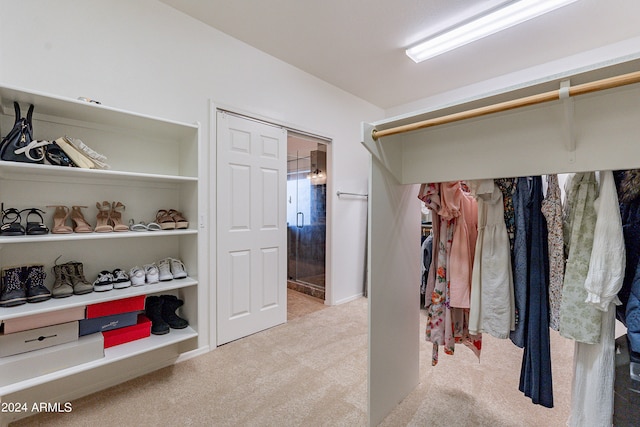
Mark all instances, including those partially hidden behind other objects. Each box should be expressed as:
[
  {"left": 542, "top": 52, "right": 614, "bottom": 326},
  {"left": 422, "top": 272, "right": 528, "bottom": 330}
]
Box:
[{"left": 217, "top": 111, "right": 287, "bottom": 345}]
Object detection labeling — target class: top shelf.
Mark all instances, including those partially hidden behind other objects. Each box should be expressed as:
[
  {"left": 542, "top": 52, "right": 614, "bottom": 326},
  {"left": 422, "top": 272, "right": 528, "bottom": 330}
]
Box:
[{"left": 0, "top": 84, "right": 198, "bottom": 141}]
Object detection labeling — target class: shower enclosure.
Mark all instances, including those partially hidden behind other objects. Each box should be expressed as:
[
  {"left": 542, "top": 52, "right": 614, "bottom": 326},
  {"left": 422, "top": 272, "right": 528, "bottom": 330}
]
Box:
[{"left": 287, "top": 135, "right": 327, "bottom": 300}]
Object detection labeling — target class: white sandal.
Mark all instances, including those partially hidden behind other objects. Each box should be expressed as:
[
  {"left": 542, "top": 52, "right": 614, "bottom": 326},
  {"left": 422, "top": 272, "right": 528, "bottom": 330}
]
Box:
[{"left": 129, "top": 219, "right": 148, "bottom": 232}]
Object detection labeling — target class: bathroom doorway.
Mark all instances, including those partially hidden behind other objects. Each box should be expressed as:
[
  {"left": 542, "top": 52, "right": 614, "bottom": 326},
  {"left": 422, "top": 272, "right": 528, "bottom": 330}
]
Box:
[{"left": 287, "top": 132, "right": 328, "bottom": 301}]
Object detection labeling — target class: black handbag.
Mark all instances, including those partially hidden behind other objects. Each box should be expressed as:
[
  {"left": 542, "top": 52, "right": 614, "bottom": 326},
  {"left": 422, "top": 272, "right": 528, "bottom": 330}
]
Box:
[{"left": 0, "top": 102, "right": 45, "bottom": 163}]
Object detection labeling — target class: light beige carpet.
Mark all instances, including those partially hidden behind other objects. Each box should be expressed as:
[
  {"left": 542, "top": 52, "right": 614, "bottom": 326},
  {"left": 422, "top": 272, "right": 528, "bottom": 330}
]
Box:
[{"left": 12, "top": 291, "right": 575, "bottom": 426}]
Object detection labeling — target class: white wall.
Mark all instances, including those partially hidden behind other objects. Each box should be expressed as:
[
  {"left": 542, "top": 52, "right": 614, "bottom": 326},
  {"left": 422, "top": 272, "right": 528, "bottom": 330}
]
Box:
[{"left": 0, "top": 0, "right": 383, "bottom": 309}]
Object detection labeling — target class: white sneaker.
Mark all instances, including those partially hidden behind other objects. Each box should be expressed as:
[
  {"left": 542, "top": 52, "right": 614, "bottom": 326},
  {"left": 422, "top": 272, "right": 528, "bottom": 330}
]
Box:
[
  {"left": 144, "top": 263, "right": 159, "bottom": 284},
  {"left": 157, "top": 258, "right": 173, "bottom": 281},
  {"left": 170, "top": 258, "right": 187, "bottom": 279},
  {"left": 129, "top": 266, "right": 145, "bottom": 286}
]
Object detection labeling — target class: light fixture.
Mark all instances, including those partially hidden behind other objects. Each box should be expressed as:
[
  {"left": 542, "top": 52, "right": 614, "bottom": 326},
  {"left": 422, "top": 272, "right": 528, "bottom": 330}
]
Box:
[{"left": 406, "top": 0, "right": 578, "bottom": 63}]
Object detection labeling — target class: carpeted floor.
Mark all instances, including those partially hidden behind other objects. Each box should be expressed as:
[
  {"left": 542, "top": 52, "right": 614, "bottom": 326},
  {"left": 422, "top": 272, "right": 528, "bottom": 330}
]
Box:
[{"left": 11, "top": 290, "right": 575, "bottom": 426}]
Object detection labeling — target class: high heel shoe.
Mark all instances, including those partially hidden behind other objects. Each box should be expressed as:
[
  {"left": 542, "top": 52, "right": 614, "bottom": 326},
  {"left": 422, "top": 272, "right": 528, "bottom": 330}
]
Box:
[
  {"left": 94, "top": 201, "right": 113, "bottom": 233},
  {"left": 70, "top": 206, "right": 92, "bottom": 233},
  {"left": 110, "top": 201, "right": 129, "bottom": 232},
  {"left": 47, "top": 205, "right": 73, "bottom": 234}
]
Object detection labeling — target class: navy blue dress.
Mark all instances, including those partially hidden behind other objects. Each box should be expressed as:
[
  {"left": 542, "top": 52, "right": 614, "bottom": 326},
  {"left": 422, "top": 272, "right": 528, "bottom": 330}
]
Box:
[{"left": 518, "top": 176, "right": 553, "bottom": 408}]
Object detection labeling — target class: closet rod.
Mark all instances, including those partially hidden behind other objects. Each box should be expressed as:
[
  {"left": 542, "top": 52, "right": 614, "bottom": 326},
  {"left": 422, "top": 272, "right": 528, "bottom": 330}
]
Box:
[{"left": 372, "top": 69, "right": 640, "bottom": 140}]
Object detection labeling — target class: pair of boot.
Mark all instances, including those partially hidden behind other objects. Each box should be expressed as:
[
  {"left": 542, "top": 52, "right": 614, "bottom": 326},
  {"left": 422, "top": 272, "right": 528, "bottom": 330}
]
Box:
[
  {"left": 0, "top": 265, "right": 51, "bottom": 307},
  {"left": 51, "top": 261, "right": 93, "bottom": 298},
  {"left": 145, "top": 295, "right": 188, "bottom": 335}
]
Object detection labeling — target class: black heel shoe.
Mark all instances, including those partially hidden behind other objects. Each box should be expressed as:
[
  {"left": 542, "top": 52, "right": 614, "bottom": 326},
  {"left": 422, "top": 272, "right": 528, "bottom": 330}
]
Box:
[{"left": 21, "top": 208, "right": 49, "bottom": 235}]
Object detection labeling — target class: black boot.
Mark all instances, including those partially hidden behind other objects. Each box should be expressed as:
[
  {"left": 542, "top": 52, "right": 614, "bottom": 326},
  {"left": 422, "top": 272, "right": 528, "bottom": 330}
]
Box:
[
  {"left": 160, "top": 295, "right": 189, "bottom": 329},
  {"left": 0, "top": 266, "right": 27, "bottom": 307},
  {"left": 24, "top": 265, "right": 51, "bottom": 303},
  {"left": 145, "top": 296, "right": 170, "bottom": 335}
]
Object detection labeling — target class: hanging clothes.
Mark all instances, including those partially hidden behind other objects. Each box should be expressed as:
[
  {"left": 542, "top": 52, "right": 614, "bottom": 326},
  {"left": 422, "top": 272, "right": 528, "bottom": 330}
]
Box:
[
  {"left": 495, "top": 177, "right": 517, "bottom": 252},
  {"left": 560, "top": 172, "right": 602, "bottom": 344},
  {"left": 541, "top": 174, "right": 564, "bottom": 332},
  {"left": 419, "top": 183, "right": 440, "bottom": 316},
  {"left": 615, "top": 169, "right": 640, "bottom": 358},
  {"left": 519, "top": 176, "right": 553, "bottom": 408},
  {"left": 446, "top": 181, "right": 478, "bottom": 309},
  {"left": 568, "top": 170, "right": 625, "bottom": 427},
  {"left": 510, "top": 176, "right": 530, "bottom": 348},
  {"left": 421, "top": 233, "right": 433, "bottom": 297},
  {"left": 419, "top": 182, "right": 481, "bottom": 366},
  {"left": 468, "top": 179, "right": 514, "bottom": 339}
]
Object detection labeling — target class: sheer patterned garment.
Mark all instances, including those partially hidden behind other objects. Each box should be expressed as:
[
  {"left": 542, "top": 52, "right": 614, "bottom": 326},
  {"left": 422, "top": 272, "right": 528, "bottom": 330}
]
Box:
[
  {"left": 560, "top": 172, "right": 602, "bottom": 344},
  {"left": 541, "top": 174, "right": 564, "bottom": 331}
]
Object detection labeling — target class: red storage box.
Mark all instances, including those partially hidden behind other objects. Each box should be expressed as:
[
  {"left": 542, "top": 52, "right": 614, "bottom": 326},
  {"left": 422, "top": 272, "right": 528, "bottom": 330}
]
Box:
[
  {"left": 102, "top": 314, "right": 151, "bottom": 349},
  {"left": 86, "top": 295, "right": 145, "bottom": 319}
]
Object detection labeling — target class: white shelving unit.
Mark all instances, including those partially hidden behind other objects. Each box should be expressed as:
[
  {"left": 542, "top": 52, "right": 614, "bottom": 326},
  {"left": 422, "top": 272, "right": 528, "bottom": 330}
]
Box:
[{"left": 0, "top": 84, "right": 203, "bottom": 400}]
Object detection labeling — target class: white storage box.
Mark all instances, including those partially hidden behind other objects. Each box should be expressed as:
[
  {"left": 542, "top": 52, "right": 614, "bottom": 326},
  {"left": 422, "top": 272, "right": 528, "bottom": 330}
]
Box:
[
  {"left": 1, "top": 306, "right": 86, "bottom": 334},
  {"left": 0, "top": 321, "right": 79, "bottom": 357},
  {"left": 0, "top": 333, "right": 104, "bottom": 387}
]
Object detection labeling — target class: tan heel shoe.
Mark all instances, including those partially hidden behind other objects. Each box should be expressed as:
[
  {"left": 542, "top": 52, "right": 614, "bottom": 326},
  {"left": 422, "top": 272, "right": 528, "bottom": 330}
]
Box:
[
  {"left": 46, "top": 205, "right": 73, "bottom": 234},
  {"left": 70, "top": 206, "right": 92, "bottom": 233},
  {"left": 110, "top": 201, "right": 129, "bottom": 232},
  {"left": 156, "top": 209, "right": 175, "bottom": 230},
  {"left": 94, "top": 201, "right": 113, "bottom": 233}
]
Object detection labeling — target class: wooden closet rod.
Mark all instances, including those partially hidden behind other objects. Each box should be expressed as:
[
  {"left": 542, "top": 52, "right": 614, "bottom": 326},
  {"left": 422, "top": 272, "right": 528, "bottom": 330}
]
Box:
[{"left": 372, "top": 70, "right": 640, "bottom": 140}]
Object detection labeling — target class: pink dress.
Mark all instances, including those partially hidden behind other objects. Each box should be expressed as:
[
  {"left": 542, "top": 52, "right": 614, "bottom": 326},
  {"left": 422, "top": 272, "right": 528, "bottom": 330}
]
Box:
[{"left": 420, "top": 182, "right": 481, "bottom": 366}]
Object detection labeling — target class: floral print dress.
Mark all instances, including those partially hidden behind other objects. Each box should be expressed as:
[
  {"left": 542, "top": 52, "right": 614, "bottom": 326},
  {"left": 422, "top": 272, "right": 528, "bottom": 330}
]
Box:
[
  {"left": 560, "top": 172, "right": 602, "bottom": 344},
  {"left": 419, "top": 182, "right": 481, "bottom": 366},
  {"left": 541, "top": 174, "right": 564, "bottom": 331}
]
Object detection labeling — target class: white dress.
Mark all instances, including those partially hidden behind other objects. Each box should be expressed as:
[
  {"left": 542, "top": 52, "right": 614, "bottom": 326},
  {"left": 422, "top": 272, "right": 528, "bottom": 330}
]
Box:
[
  {"left": 469, "top": 179, "right": 514, "bottom": 339},
  {"left": 568, "top": 170, "right": 625, "bottom": 427}
]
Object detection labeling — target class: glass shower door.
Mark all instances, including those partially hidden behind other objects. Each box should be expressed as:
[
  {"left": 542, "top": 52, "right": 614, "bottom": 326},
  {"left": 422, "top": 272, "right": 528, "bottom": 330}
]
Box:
[{"left": 287, "top": 145, "right": 326, "bottom": 298}]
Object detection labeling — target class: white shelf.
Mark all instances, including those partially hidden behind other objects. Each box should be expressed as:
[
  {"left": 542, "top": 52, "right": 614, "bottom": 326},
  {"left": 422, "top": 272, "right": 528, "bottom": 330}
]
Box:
[
  {"left": 0, "top": 160, "right": 198, "bottom": 183},
  {"left": 0, "top": 278, "right": 198, "bottom": 322},
  {"left": 0, "top": 326, "right": 198, "bottom": 396},
  {"left": 0, "top": 82, "right": 202, "bottom": 401},
  {"left": 0, "top": 229, "right": 198, "bottom": 244}
]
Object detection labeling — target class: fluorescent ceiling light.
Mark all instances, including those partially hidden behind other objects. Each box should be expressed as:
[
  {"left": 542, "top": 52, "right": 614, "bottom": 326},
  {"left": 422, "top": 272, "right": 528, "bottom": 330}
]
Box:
[{"left": 406, "top": 0, "right": 578, "bottom": 63}]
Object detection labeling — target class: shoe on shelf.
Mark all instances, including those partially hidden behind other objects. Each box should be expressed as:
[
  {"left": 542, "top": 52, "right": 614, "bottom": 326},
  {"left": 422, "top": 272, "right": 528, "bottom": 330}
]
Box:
[
  {"left": 146, "top": 221, "right": 162, "bottom": 231},
  {"left": 156, "top": 209, "right": 175, "bottom": 230},
  {"left": 129, "top": 219, "right": 148, "bottom": 232},
  {"left": 1, "top": 207, "right": 26, "bottom": 236},
  {"left": 93, "top": 270, "right": 114, "bottom": 292},
  {"left": 129, "top": 266, "right": 146, "bottom": 286},
  {"left": 47, "top": 205, "right": 73, "bottom": 234},
  {"left": 170, "top": 258, "right": 187, "bottom": 279},
  {"left": 70, "top": 206, "right": 92, "bottom": 233},
  {"left": 144, "top": 263, "right": 159, "bottom": 284},
  {"left": 0, "top": 266, "right": 27, "bottom": 307},
  {"left": 24, "top": 265, "right": 51, "bottom": 303},
  {"left": 168, "top": 209, "right": 189, "bottom": 229},
  {"left": 112, "top": 268, "right": 131, "bottom": 289},
  {"left": 94, "top": 201, "right": 113, "bottom": 233},
  {"left": 110, "top": 202, "right": 129, "bottom": 232},
  {"left": 51, "top": 264, "right": 73, "bottom": 298},
  {"left": 145, "top": 296, "right": 170, "bottom": 335},
  {"left": 63, "top": 262, "right": 93, "bottom": 295},
  {"left": 157, "top": 258, "right": 173, "bottom": 281},
  {"left": 160, "top": 294, "right": 189, "bottom": 329},
  {"left": 21, "top": 208, "right": 49, "bottom": 235}
]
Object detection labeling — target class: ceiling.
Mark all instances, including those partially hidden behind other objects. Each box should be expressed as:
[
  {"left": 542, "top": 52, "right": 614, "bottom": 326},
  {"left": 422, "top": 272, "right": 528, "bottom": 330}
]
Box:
[{"left": 160, "top": 0, "right": 640, "bottom": 110}]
